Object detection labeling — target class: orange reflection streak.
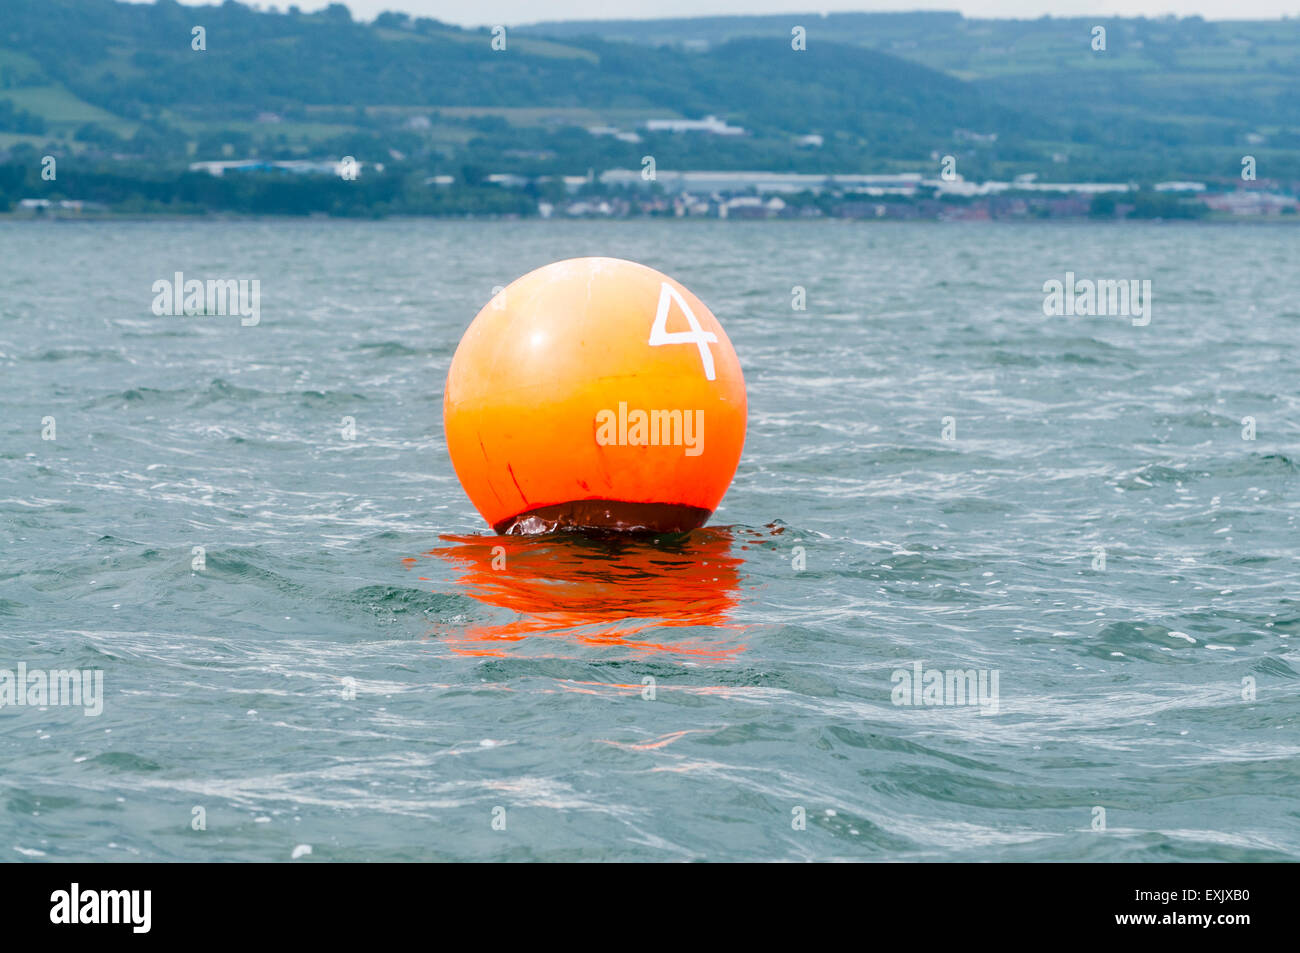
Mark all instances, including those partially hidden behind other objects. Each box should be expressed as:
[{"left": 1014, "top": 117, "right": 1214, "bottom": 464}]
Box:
[{"left": 411, "top": 528, "right": 749, "bottom": 661}]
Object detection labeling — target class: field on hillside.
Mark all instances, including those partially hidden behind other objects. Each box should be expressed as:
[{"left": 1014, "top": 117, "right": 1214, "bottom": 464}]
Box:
[{"left": 2, "top": 2, "right": 1298, "bottom": 183}]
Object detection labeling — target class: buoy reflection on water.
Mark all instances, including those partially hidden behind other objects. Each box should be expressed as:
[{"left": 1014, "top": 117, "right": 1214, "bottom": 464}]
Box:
[{"left": 409, "top": 528, "right": 748, "bottom": 660}]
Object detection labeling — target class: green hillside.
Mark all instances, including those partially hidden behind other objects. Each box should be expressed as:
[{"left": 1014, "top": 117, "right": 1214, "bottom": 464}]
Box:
[
  {"left": 1, "top": 1, "right": 1296, "bottom": 216},
  {"left": 0, "top": 0, "right": 1036, "bottom": 171},
  {"left": 522, "top": 11, "right": 1300, "bottom": 179}
]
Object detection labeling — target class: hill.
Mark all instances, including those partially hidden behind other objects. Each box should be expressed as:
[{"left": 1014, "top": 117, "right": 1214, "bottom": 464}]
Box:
[
  {"left": 1, "top": 1, "right": 1296, "bottom": 217},
  {"left": 521, "top": 11, "right": 1300, "bottom": 178},
  {"left": 0, "top": 0, "right": 1038, "bottom": 174}
]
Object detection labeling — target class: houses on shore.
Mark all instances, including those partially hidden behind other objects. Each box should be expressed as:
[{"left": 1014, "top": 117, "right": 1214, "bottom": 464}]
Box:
[
  {"left": 28, "top": 157, "right": 1288, "bottom": 222},
  {"left": 530, "top": 170, "right": 1300, "bottom": 220}
]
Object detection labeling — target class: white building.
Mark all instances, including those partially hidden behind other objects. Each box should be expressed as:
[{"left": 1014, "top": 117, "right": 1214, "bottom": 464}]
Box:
[
  {"left": 600, "top": 170, "right": 922, "bottom": 195},
  {"left": 586, "top": 125, "right": 642, "bottom": 143},
  {"left": 188, "top": 159, "right": 379, "bottom": 177},
  {"left": 644, "top": 115, "right": 745, "bottom": 136}
]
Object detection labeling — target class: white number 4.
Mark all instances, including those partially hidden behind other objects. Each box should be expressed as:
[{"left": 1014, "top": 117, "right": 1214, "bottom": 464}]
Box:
[{"left": 649, "top": 282, "right": 718, "bottom": 381}]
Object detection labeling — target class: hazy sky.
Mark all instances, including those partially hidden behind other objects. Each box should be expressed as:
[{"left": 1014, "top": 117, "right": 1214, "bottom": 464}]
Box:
[{"left": 152, "top": 1, "right": 1300, "bottom": 28}]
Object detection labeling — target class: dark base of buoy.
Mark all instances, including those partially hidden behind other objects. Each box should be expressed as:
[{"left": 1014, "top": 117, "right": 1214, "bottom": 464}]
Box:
[{"left": 494, "top": 500, "right": 712, "bottom": 536}]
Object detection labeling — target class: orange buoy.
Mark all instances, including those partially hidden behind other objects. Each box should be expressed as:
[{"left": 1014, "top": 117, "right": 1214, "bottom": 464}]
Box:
[{"left": 444, "top": 257, "right": 746, "bottom": 534}]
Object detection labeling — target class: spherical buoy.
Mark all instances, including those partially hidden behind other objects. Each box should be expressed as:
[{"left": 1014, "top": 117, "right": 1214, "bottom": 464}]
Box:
[{"left": 444, "top": 257, "right": 746, "bottom": 534}]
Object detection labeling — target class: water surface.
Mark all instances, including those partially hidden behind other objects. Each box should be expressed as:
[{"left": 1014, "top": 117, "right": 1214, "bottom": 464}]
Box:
[{"left": 1, "top": 219, "right": 1297, "bottom": 861}]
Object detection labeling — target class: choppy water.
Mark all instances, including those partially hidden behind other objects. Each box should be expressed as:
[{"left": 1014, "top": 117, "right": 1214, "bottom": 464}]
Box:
[{"left": 1, "top": 219, "right": 1297, "bottom": 862}]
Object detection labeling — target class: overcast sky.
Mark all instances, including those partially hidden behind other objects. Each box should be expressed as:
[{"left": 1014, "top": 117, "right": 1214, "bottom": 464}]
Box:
[{"left": 149, "top": 1, "right": 1300, "bottom": 28}]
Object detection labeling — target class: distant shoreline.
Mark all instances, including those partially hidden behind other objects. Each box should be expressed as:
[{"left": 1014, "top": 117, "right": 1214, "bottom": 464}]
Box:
[{"left": 2, "top": 212, "right": 1296, "bottom": 225}]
